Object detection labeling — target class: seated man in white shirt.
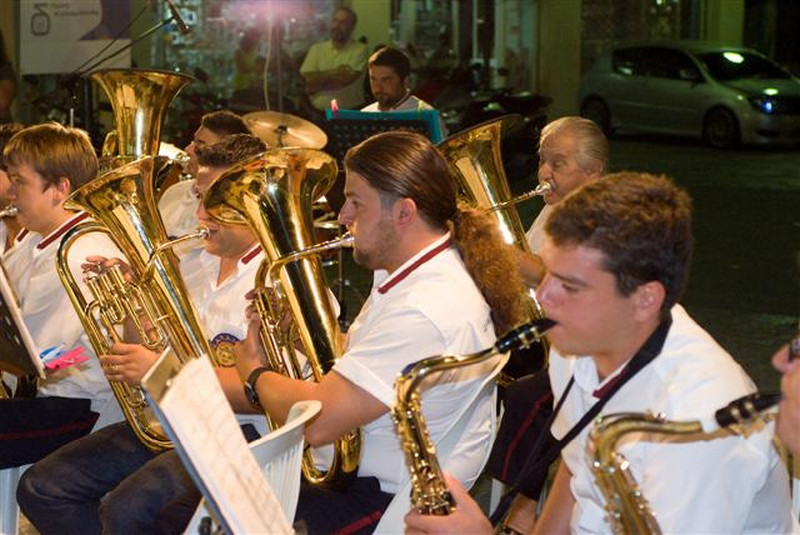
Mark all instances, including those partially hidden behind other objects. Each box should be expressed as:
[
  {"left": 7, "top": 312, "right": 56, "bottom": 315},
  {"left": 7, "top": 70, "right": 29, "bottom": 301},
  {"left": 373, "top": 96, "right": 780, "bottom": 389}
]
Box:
[
  {"left": 235, "top": 130, "right": 527, "bottom": 534},
  {"left": 0, "top": 123, "right": 123, "bottom": 467},
  {"left": 405, "top": 172, "right": 797, "bottom": 534},
  {"left": 17, "top": 134, "right": 269, "bottom": 535},
  {"left": 158, "top": 110, "right": 250, "bottom": 242}
]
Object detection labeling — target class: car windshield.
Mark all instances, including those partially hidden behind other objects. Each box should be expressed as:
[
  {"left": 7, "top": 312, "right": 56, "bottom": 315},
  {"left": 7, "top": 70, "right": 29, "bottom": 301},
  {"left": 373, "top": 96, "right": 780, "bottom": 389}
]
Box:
[{"left": 696, "top": 51, "right": 790, "bottom": 81}]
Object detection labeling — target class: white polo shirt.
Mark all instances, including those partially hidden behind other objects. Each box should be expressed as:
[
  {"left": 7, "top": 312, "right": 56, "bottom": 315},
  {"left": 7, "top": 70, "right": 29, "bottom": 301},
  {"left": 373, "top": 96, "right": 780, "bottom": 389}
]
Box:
[
  {"left": 525, "top": 204, "right": 552, "bottom": 254},
  {"left": 333, "top": 233, "right": 498, "bottom": 494},
  {"left": 19, "top": 213, "right": 121, "bottom": 413},
  {"left": 549, "top": 304, "right": 798, "bottom": 534},
  {"left": 158, "top": 179, "right": 202, "bottom": 256},
  {"left": 361, "top": 94, "right": 448, "bottom": 138},
  {"left": 3, "top": 227, "right": 35, "bottom": 292},
  {"left": 180, "top": 243, "right": 268, "bottom": 434}
]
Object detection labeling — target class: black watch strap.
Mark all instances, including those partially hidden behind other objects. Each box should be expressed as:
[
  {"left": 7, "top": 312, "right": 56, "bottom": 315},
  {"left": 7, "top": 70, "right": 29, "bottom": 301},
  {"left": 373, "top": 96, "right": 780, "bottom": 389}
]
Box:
[{"left": 244, "top": 366, "right": 271, "bottom": 408}]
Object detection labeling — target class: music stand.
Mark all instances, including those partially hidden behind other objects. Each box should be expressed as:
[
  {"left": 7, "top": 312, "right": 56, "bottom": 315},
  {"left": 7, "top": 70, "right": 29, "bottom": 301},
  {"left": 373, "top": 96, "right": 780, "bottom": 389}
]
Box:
[
  {"left": 141, "top": 351, "right": 291, "bottom": 535},
  {"left": 0, "top": 267, "right": 44, "bottom": 380}
]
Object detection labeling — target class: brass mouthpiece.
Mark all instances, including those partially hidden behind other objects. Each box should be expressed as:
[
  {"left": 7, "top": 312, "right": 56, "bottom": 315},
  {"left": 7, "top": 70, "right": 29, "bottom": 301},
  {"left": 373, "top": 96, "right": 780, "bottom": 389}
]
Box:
[
  {"left": 0, "top": 205, "right": 18, "bottom": 218},
  {"left": 487, "top": 182, "right": 552, "bottom": 213}
]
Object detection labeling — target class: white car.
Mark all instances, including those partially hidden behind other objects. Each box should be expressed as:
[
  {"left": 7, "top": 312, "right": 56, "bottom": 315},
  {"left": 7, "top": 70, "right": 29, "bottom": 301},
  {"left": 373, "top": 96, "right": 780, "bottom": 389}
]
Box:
[{"left": 579, "top": 42, "right": 800, "bottom": 148}]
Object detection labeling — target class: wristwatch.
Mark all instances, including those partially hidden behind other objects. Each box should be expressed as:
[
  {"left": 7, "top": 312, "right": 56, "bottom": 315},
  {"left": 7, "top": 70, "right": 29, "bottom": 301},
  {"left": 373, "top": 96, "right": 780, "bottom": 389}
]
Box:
[{"left": 244, "top": 366, "right": 271, "bottom": 409}]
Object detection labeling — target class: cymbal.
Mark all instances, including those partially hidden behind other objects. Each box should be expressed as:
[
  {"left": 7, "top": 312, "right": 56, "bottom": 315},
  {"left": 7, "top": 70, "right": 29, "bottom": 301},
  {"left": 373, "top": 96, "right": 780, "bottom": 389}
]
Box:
[{"left": 244, "top": 111, "right": 328, "bottom": 149}]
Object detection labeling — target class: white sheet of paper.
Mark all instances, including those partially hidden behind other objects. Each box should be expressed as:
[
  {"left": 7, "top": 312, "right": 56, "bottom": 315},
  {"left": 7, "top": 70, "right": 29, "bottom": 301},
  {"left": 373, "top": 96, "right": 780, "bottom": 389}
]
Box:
[{"left": 158, "top": 356, "right": 292, "bottom": 534}]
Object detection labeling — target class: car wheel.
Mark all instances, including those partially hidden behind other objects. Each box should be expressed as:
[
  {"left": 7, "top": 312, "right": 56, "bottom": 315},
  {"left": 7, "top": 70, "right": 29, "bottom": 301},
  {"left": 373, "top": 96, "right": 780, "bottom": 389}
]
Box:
[
  {"left": 703, "top": 107, "right": 740, "bottom": 148},
  {"left": 580, "top": 97, "right": 612, "bottom": 135}
]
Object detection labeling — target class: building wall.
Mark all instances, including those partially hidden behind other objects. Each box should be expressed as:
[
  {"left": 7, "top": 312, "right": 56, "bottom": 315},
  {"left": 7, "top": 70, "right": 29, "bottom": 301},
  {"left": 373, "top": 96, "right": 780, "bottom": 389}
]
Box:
[
  {"left": 350, "top": 0, "right": 391, "bottom": 52},
  {"left": 537, "top": 0, "right": 582, "bottom": 117}
]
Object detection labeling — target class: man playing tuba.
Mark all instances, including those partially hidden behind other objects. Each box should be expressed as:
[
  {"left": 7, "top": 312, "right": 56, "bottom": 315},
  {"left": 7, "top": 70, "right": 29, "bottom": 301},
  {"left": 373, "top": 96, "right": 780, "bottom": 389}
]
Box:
[
  {"left": 17, "top": 134, "right": 271, "bottom": 534},
  {"left": 235, "top": 130, "right": 527, "bottom": 533}
]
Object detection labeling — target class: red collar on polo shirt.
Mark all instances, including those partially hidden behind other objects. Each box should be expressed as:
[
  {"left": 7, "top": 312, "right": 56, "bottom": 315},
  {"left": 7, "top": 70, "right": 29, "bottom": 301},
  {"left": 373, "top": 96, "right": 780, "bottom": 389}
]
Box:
[
  {"left": 592, "top": 372, "right": 625, "bottom": 398},
  {"left": 15, "top": 228, "right": 29, "bottom": 243},
  {"left": 240, "top": 244, "right": 262, "bottom": 265},
  {"left": 36, "top": 212, "right": 90, "bottom": 250},
  {"left": 377, "top": 236, "right": 452, "bottom": 295}
]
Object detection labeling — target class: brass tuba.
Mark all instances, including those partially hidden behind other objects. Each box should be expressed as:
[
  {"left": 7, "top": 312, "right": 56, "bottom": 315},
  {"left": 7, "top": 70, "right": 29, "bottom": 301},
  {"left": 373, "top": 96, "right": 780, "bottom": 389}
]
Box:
[
  {"left": 56, "top": 69, "right": 212, "bottom": 453},
  {"left": 438, "top": 115, "right": 550, "bottom": 363},
  {"left": 393, "top": 319, "right": 555, "bottom": 515},
  {"left": 203, "top": 148, "right": 361, "bottom": 488},
  {"left": 588, "top": 393, "right": 779, "bottom": 534}
]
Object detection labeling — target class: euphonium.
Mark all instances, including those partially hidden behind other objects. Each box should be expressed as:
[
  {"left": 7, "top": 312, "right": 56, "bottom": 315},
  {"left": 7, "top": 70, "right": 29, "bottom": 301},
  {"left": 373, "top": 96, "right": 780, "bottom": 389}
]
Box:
[
  {"left": 203, "top": 147, "right": 361, "bottom": 488},
  {"left": 588, "top": 393, "right": 779, "bottom": 534},
  {"left": 55, "top": 69, "right": 210, "bottom": 453},
  {"left": 438, "top": 115, "right": 550, "bottom": 364},
  {"left": 57, "top": 157, "right": 215, "bottom": 453},
  {"left": 393, "top": 319, "right": 555, "bottom": 515}
]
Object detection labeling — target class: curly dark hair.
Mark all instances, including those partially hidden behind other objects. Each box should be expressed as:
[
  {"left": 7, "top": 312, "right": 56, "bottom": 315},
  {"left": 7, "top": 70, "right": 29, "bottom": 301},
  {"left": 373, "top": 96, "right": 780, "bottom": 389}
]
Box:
[
  {"left": 545, "top": 171, "right": 693, "bottom": 314},
  {"left": 200, "top": 110, "right": 250, "bottom": 138},
  {"left": 196, "top": 133, "right": 265, "bottom": 168},
  {"left": 345, "top": 131, "right": 527, "bottom": 333}
]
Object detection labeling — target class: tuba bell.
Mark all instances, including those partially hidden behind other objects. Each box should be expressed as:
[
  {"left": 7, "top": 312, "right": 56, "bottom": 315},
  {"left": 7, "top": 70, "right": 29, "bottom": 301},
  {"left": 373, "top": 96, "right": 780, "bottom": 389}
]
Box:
[
  {"left": 56, "top": 69, "right": 212, "bottom": 453},
  {"left": 204, "top": 148, "right": 361, "bottom": 488},
  {"left": 438, "top": 115, "right": 550, "bottom": 362}
]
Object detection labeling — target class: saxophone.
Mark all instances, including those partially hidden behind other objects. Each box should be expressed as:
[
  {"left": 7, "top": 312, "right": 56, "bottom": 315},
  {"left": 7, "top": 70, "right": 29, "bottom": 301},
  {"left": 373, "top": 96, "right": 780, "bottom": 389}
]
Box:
[
  {"left": 588, "top": 393, "right": 780, "bottom": 534},
  {"left": 393, "top": 318, "right": 555, "bottom": 515}
]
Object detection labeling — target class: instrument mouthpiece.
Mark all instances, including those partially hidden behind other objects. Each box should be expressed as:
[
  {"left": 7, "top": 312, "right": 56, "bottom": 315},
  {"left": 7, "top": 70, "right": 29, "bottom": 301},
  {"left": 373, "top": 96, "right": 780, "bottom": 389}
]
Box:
[{"left": 495, "top": 318, "right": 556, "bottom": 354}]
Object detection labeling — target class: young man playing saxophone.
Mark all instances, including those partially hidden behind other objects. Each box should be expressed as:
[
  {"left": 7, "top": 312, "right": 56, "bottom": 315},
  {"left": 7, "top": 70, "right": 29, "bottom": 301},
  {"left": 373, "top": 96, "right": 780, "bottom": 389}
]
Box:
[
  {"left": 234, "top": 130, "right": 527, "bottom": 533},
  {"left": 405, "top": 172, "right": 797, "bottom": 534},
  {"left": 17, "top": 134, "right": 270, "bottom": 535}
]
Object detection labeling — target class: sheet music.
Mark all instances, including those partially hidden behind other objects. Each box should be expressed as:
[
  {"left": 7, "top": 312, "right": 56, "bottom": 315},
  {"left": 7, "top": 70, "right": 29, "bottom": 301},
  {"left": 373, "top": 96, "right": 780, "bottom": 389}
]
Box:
[
  {"left": 156, "top": 356, "right": 291, "bottom": 534},
  {"left": 0, "top": 259, "right": 44, "bottom": 378}
]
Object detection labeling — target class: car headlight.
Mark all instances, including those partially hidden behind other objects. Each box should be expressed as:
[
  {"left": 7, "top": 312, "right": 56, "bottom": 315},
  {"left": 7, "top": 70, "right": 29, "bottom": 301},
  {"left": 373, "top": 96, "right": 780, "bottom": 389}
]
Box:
[{"left": 748, "top": 95, "right": 776, "bottom": 114}]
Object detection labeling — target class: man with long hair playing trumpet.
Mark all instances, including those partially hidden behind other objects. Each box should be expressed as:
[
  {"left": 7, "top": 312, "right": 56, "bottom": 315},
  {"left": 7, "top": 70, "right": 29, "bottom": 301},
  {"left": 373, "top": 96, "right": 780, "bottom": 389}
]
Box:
[
  {"left": 405, "top": 173, "right": 796, "bottom": 534},
  {"left": 234, "top": 130, "right": 527, "bottom": 533},
  {"left": 17, "top": 134, "right": 270, "bottom": 535}
]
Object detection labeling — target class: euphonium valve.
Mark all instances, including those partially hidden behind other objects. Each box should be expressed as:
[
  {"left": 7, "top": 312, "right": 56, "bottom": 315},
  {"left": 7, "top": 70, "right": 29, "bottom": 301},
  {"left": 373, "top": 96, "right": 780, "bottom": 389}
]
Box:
[{"left": 57, "top": 157, "right": 214, "bottom": 453}]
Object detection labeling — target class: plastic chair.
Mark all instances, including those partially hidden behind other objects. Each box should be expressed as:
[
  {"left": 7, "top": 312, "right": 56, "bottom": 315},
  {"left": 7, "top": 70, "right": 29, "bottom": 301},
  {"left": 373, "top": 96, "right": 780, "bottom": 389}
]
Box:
[
  {"left": 374, "top": 354, "right": 508, "bottom": 534},
  {"left": 0, "top": 465, "right": 28, "bottom": 535},
  {"left": 185, "top": 400, "right": 321, "bottom": 533}
]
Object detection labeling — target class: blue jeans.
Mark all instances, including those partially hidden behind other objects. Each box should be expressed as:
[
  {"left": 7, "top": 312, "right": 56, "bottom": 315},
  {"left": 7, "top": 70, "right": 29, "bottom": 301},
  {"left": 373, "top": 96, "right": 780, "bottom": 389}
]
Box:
[{"left": 17, "top": 421, "right": 259, "bottom": 535}]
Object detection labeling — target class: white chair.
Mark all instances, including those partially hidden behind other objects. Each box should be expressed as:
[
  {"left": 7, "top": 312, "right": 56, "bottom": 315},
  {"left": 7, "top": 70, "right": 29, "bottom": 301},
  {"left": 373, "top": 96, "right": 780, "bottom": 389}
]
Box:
[
  {"left": 185, "top": 400, "right": 321, "bottom": 533},
  {"left": 0, "top": 464, "right": 29, "bottom": 535},
  {"left": 373, "top": 354, "right": 509, "bottom": 534}
]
